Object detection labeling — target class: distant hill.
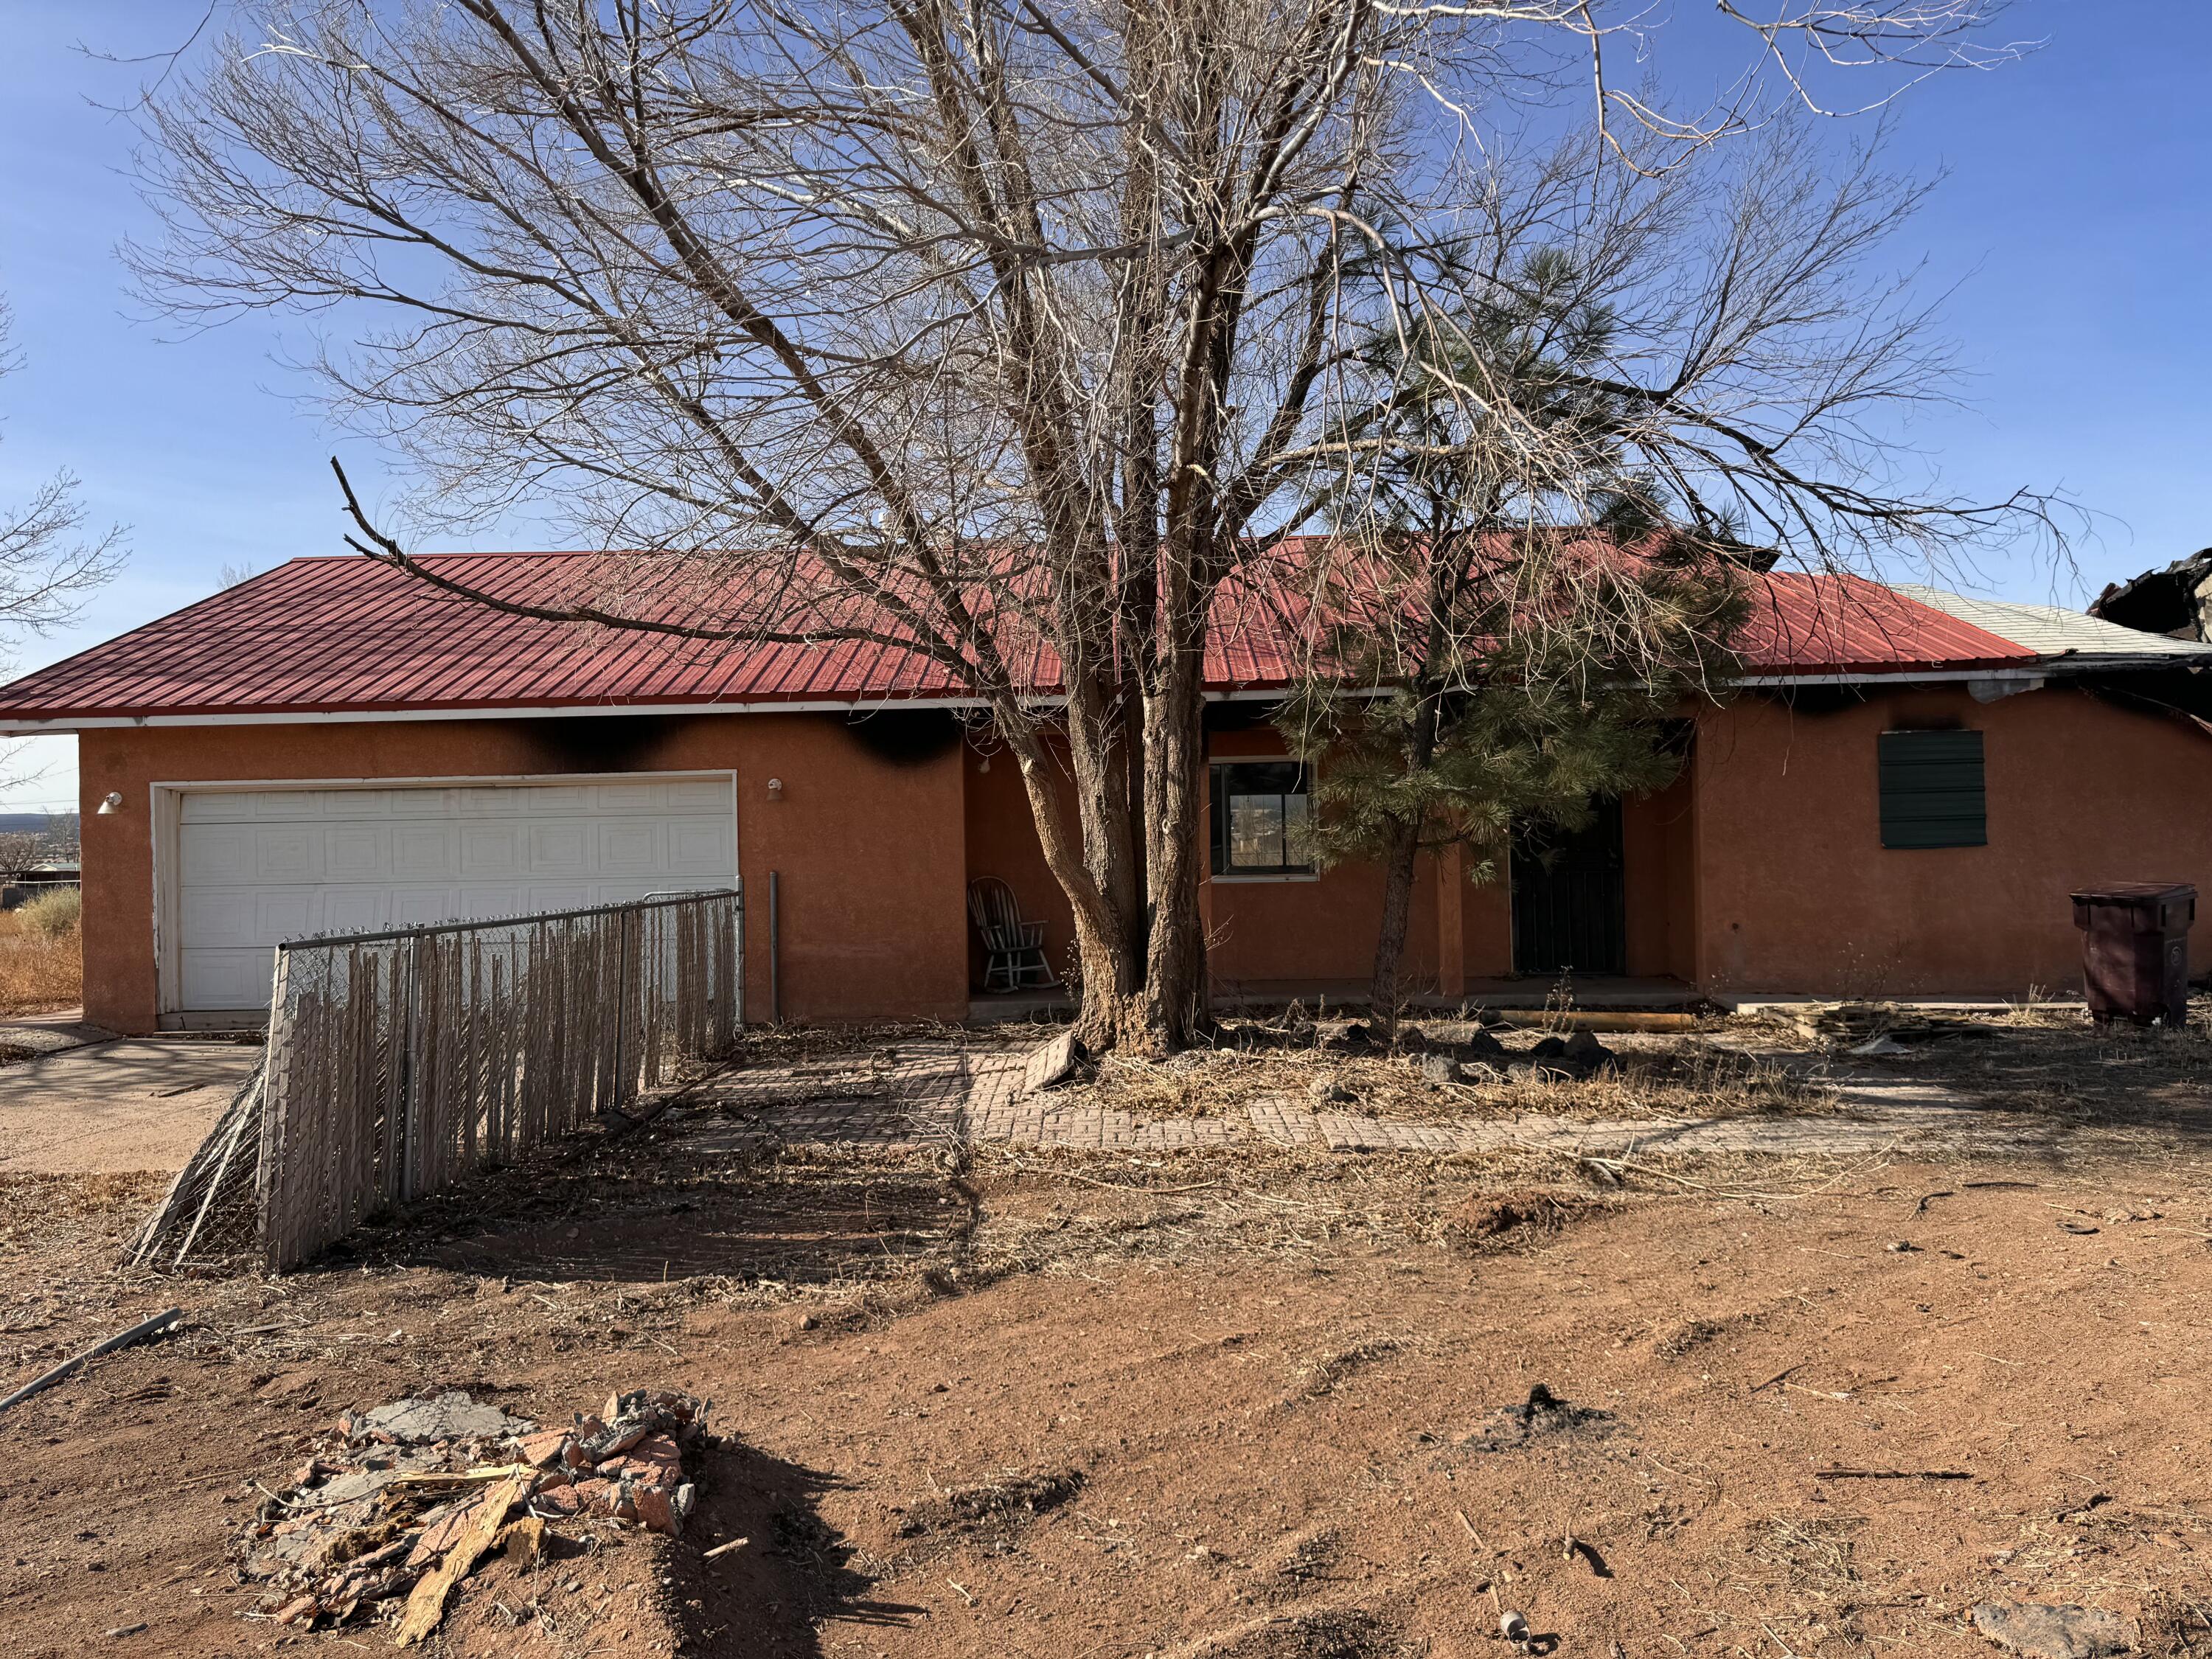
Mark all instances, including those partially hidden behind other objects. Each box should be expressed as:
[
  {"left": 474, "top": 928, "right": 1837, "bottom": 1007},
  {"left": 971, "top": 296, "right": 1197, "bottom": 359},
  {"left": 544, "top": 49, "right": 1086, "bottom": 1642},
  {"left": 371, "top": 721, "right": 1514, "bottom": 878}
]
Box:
[{"left": 0, "top": 812, "right": 78, "bottom": 839}]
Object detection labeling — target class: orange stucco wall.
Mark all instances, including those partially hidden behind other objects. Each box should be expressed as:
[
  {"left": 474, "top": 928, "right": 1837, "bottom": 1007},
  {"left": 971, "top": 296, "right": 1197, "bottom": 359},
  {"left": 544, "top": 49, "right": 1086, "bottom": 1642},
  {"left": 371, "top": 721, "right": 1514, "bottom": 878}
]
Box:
[
  {"left": 1624, "top": 769, "right": 1699, "bottom": 982},
  {"left": 72, "top": 684, "right": 2212, "bottom": 1028},
  {"left": 77, "top": 714, "right": 970, "bottom": 1033},
  {"left": 962, "top": 737, "right": 1077, "bottom": 986},
  {"left": 1202, "top": 727, "right": 1447, "bottom": 991},
  {"left": 1691, "top": 686, "right": 2212, "bottom": 998}
]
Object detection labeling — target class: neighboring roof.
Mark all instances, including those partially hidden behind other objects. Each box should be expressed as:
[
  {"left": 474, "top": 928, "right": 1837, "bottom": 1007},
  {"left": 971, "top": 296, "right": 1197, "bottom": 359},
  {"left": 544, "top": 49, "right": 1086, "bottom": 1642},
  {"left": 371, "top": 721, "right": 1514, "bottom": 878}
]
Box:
[
  {"left": 1896, "top": 586, "right": 2212, "bottom": 667},
  {"left": 0, "top": 550, "right": 2175, "bottom": 731},
  {"left": 2087, "top": 547, "right": 2212, "bottom": 641}
]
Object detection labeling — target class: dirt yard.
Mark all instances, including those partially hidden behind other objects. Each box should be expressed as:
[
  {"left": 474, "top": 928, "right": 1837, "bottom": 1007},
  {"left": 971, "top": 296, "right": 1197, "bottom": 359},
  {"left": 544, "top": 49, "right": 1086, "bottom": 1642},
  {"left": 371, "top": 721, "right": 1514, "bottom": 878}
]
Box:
[{"left": 4, "top": 1015, "right": 2212, "bottom": 1659}]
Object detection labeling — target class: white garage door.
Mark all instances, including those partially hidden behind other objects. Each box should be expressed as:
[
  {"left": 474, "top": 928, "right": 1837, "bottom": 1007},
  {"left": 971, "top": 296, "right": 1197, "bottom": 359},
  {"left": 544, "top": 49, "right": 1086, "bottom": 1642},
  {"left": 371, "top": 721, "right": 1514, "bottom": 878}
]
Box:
[{"left": 170, "top": 775, "right": 737, "bottom": 1015}]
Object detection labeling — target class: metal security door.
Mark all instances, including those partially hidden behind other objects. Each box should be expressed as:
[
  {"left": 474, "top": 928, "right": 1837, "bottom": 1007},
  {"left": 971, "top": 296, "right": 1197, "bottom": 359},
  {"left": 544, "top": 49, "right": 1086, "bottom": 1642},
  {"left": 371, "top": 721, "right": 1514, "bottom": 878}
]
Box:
[{"left": 1511, "top": 799, "right": 1627, "bottom": 977}]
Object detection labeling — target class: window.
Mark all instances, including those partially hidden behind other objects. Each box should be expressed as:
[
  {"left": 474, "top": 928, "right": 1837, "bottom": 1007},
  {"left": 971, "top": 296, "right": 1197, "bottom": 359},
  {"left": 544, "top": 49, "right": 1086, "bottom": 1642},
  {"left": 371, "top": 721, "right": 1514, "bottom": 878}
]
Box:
[
  {"left": 1878, "top": 729, "right": 1986, "bottom": 849},
  {"left": 1210, "top": 761, "right": 1312, "bottom": 876}
]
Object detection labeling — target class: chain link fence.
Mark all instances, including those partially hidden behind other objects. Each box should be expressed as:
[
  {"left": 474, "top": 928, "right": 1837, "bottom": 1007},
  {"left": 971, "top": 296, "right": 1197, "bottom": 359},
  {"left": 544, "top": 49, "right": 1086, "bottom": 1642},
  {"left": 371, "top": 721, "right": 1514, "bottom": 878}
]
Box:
[{"left": 128, "top": 889, "right": 743, "bottom": 1272}]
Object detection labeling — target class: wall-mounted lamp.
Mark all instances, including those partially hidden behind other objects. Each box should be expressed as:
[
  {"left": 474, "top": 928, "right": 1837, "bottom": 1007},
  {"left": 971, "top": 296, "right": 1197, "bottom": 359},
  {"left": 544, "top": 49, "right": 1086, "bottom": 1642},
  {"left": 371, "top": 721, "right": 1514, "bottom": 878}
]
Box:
[
  {"left": 95, "top": 791, "right": 124, "bottom": 815},
  {"left": 766, "top": 776, "right": 784, "bottom": 801}
]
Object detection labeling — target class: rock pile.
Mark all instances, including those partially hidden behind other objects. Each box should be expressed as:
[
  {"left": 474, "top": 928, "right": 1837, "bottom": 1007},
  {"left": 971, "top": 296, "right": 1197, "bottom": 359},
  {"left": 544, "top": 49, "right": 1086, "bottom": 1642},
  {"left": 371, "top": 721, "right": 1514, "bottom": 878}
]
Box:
[{"left": 236, "top": 1386, "right": 708, "bottom": 1635}]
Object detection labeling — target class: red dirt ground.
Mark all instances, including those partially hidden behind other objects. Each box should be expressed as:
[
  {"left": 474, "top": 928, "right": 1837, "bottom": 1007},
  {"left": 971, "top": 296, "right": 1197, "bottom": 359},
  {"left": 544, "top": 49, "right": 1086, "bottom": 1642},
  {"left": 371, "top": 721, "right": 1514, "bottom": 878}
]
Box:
[{"left": 4, "top": 1038, "right": 2212, "bottom": 1658}]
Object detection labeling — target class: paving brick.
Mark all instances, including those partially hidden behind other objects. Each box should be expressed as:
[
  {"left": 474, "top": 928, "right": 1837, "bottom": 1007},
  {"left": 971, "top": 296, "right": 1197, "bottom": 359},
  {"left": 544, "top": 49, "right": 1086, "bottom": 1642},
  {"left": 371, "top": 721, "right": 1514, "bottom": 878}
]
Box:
[{"left": 687, "top": 1040, "right": 2011, "bottom": 1166}]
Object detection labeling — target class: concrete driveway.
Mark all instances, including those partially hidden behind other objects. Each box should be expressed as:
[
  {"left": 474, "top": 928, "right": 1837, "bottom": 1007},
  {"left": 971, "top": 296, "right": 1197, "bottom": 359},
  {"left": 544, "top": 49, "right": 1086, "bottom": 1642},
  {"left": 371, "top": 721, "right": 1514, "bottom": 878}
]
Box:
[{"left": 0, "top": 1037, "right": 261, "bottom": 1174}]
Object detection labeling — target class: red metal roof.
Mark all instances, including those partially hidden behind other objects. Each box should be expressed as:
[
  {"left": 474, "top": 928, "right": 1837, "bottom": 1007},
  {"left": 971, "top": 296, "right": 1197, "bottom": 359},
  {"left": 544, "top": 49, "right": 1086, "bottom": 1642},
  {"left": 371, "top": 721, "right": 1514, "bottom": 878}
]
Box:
[{"left": 0, "top": 552, "right": 2038, "bottom": 726}]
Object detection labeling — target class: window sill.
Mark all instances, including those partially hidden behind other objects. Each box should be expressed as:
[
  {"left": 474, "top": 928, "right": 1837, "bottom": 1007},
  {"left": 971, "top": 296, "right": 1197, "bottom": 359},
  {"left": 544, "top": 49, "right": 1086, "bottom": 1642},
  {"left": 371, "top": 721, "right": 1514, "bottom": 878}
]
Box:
[{"left": 1209, "top": 872, "right": 1321, "bottom": 884}]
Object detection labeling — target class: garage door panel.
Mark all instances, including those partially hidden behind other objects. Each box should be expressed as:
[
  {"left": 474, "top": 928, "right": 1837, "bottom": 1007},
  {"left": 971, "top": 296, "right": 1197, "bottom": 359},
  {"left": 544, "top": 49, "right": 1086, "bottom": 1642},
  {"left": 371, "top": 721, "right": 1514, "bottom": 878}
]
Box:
[
  {"left": 594, "top": 782, "right": 659, "bottom": 813},
  {"left": 389, "top": 886, "right": 466, "bottom": 926},
  {"left": 524, "top": 882, "right": 597, "bottom": 914},
  {"left": 322, "top": 889, "right": 386, "bottom": 933},
  {"left": 251, "top": 790, "right": 328, "bottom": 821},
  {"left": 527, "top": 823, "right": 590, "bottom": 874},
  {"left": 171, "top": 774, "right": 737, "bottom": 1015},
  {"left": 253, "top": 827, "right": 320, "bottom": 882},
  {"left": 181, "top": 792, "right": 256, "bottom": 823},
  {"left": 598, "top": 820, "right": 667, "bottom": 874},
  {"left": 389, "top": 788, "right": 461, "bottom": 818},
  {"left": 323, "top": 825, "right": 390, "bottom": 880},
  {"left": 661, "top": 779, "right": 730, "bottom": 810},
  {"left": 254, "top": 888, "right": 318, "bottom": 942},
  {"left": 179, "top": 824, "right": 254, "bottom": 884},
  {"left": 459, "top": 823, "right": 524, "bottom": 877},
  {"left": 179, "top": 947, "right": 279, "bottom": 1011},
  {"left": 181, "top": 886, "right": 260, "bottom": 947},
  {"left": 392, "top": 824, "right": 457, "bottom": 879},
  {"left": 668, "top": 819, "right": 734, "bottom": 873}
]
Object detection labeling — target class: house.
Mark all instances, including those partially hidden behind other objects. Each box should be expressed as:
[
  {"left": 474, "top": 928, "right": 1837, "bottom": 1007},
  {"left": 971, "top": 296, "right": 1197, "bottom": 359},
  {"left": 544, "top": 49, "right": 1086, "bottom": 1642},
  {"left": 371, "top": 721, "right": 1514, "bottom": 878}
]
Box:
[{"left": 0, "top": 552, "right": 2207, "bottom": 1033}]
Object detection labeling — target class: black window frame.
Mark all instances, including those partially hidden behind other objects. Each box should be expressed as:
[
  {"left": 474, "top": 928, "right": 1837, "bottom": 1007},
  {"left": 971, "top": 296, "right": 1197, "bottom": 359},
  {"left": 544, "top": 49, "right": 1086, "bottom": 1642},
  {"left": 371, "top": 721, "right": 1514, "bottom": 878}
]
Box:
[
  {"left": 1877, "top": 728, "right": 1986, "bottom": 850},
  {"left": 1208, "top": 760, "right": 1314, "bottom": 876}
]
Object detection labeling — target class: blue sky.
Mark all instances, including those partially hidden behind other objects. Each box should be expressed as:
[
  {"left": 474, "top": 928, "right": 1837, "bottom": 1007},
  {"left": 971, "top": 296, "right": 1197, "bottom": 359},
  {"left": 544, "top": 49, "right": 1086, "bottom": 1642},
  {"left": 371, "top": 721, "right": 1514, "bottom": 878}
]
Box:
[{"left": 0, "top": 1, "right": 2204, "bottom": 810}]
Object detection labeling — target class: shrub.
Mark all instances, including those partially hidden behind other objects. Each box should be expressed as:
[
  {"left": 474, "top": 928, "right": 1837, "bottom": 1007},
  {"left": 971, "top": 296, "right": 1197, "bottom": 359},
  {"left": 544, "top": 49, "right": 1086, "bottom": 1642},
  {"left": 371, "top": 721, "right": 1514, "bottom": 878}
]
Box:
[{"left": 18, "top": 886, "right": 80, "bottom": 939}]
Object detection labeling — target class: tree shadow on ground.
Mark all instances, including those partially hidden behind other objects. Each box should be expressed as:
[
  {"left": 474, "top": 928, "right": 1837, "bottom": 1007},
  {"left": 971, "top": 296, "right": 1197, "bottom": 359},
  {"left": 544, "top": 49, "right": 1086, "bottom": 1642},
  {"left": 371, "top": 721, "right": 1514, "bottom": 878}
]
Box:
[
  {"left": 324, "top": 1147, "right": 977, "bottom": 1287},
  {"left": 672, "top": 1439, "right": 922, "bottom": 1658},
  {"left": 1837, "top": 1025, "right": 2212, "bottom": 1152}
]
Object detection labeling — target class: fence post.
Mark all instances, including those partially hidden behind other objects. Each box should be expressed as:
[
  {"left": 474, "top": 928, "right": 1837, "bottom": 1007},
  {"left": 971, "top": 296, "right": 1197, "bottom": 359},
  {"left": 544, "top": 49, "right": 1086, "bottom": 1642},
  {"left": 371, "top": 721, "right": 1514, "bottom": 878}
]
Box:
[
  {"left": 401, "top": 932, "right": 428, "bottom": 1203},
  {"left": 254, "top": 946, "right": 294, "bottom": 1270}
]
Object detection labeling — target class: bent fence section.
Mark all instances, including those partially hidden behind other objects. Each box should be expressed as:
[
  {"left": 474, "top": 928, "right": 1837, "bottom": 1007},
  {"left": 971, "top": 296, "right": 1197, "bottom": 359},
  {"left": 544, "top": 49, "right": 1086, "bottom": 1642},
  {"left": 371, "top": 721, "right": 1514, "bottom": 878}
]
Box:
[{"left": 131, "top": 890, "right": 743, "bottom": 1272}]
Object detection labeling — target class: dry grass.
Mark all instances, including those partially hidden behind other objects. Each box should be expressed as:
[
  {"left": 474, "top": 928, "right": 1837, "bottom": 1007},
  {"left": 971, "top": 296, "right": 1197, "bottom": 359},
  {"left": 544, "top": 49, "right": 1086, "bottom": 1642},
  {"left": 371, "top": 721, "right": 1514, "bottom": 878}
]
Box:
[
  {"left": 1063, "top": 1028, "right": 1832, "bottom": 1124},
  {"left": 0, "top": 905, "right": 81, "bottom": 1018}
]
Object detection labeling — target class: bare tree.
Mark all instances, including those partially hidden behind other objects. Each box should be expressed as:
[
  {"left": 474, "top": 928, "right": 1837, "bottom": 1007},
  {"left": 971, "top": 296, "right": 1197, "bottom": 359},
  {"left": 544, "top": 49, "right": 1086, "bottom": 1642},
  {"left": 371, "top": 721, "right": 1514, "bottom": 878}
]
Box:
[
  {"left": 0, "top": 299, "right": 124, "bottom": 661},
  {"left": 127, "top": 1, "right": 2048, "bottom": 1052}
]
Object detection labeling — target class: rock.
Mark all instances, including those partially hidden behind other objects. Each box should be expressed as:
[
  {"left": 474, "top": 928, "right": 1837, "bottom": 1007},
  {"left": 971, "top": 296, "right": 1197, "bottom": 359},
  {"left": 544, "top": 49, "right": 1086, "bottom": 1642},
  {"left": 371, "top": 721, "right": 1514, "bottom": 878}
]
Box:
[
  {"left": 515, "top": 1429, "right": 570, "bottom": 1469},
  {"left": 1456, "top": 1029, "right": 1507, "bottom": 1060},
  {"left": 1308, "top": 1077, "right": 1356, "bottom": 1104},
  {"left": 1562, "top": 1029, "right": 1618, "bottom": 1071},
  {"left": 632, "top": 1478, "right": 696, "bottom": 1537},
  {"left": 609, "top": 1391, "right": 697, "bottom": 1427},
  {"left": 1415, "top": 1052, "right": 1463, "bottom": 1086},
  {"left": 104, "top": 1625, "right": 147, "bottom": 1640},
  {"left": 597, "top": 1433, "right": 685, "bottom": 1485},
  {"left": 350, "top": 1392, "right": 533, "bottom": 1447},
  {"left": 1971, "top": 1601, "right": 2138, "bottom": 1659},
  {"left": 532, "top": 1484, "right": 592, "bottom": 1518},
  {"left": 1528, "top": 1034, "right": 1568, "bottom": 1060},
  {"left": 1326, "top": 1021, "right": 1374, "bottom": 1052},
  {"left": 1024, "top": 1027, "right": 1083, "bottom": 1093},
  {"left": 570, "top": 1478, "right": 618, "bottom": 1516}
]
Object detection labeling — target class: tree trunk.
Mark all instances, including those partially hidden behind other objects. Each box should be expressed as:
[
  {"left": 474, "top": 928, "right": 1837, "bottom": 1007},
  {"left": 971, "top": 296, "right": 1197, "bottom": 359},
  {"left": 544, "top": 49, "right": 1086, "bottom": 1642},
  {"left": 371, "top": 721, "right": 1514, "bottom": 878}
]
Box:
[
  {"left": 1368, "top": 815, "right": 1422, "bottom": 1040},
  {"left": 1136, "top": 641, "right": 1211, "bottom": 1054},
  {"left": 1005, "top": 662, "right": 1211, "bottom": 1058}
]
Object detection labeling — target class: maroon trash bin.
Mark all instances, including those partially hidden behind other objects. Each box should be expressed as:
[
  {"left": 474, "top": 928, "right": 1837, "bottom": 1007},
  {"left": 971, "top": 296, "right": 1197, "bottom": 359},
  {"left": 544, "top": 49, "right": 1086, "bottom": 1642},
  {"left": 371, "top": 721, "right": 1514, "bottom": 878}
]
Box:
[{"left": 2070, "top": 883, "right": 2195, "bottom": 1027}]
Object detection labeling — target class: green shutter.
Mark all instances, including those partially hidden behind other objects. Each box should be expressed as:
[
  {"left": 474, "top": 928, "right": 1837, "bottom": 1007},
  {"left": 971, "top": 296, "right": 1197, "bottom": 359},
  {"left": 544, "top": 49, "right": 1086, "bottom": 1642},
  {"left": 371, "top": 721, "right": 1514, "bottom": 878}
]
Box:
[{"left": 1878, "top": 730, "right": 1986, "bottom": 849}]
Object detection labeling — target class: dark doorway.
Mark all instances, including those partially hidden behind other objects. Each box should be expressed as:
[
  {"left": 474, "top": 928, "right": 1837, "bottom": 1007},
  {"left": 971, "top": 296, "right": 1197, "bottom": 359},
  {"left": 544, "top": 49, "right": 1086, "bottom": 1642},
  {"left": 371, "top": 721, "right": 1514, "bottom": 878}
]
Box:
[{"left": 1512, "top": 799, "right": 1627, "bottom": 976}]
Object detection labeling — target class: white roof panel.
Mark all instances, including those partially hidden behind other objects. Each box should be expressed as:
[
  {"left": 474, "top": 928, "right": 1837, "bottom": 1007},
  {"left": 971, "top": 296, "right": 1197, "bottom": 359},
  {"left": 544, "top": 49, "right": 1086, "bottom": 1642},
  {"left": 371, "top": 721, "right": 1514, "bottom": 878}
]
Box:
[{"left": 1894, "top": 586, "right": 2212, "bottom": 666}]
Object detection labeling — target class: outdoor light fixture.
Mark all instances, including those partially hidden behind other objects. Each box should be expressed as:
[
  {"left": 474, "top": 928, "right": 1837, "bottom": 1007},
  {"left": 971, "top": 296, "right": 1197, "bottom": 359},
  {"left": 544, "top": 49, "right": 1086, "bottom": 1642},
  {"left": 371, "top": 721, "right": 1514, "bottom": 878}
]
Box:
[
  {"left": 96, "top": 791, "right": 124, "bottom": 815},
  {"left": 766, "top": 777, "right": 784, "bottom": 800}
]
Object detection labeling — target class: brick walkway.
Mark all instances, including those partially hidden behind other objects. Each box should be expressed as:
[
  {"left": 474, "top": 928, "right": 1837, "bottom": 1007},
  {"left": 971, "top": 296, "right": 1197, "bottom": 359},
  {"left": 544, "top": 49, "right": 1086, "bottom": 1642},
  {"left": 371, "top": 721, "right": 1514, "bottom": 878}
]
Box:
[{"left": 683, "top": 1040, "right": 2020, "bottom": 1161}]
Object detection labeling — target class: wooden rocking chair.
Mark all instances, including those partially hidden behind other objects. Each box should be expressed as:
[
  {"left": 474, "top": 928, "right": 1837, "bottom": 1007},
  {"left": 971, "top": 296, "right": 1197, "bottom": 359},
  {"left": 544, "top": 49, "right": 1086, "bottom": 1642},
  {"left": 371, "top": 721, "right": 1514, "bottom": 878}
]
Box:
[{"left": 967, "top": 877, "right": 1059, "bottom": 993}]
